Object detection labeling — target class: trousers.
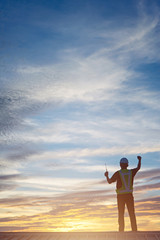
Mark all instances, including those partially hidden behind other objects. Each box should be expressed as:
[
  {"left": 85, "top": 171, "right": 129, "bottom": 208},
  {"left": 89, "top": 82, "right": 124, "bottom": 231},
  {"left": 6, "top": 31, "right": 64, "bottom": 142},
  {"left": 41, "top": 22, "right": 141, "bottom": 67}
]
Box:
[{"left": 117, "top": 193, "right": 137, "bottom": 232}]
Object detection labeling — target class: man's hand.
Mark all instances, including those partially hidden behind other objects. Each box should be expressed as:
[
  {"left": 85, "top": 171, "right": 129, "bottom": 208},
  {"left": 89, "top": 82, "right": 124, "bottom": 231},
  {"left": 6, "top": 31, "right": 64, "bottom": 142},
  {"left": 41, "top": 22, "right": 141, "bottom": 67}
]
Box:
[
  {"left": 137, "top": 156, "right": 142, "bottom": 160},
  {"left": 104, "top": 171, "right": 108, "bottom": 177},
  {"left": 104, "top": 171, "right": 112, "bottom": 184}
]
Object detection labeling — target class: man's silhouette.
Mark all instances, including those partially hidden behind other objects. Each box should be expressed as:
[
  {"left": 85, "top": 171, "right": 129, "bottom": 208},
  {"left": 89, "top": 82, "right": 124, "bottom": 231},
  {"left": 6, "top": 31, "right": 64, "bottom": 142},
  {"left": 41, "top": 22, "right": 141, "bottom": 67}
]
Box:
[{"left": 104, "top": 156, "right": 141, "bottom": 232}]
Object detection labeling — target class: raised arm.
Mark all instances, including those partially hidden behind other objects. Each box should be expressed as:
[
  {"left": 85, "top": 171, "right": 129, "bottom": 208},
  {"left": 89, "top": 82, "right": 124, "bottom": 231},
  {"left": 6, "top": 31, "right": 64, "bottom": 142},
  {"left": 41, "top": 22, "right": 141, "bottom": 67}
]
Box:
[{"left": 137, "top": 155, "right": 142, "bottom": 170}]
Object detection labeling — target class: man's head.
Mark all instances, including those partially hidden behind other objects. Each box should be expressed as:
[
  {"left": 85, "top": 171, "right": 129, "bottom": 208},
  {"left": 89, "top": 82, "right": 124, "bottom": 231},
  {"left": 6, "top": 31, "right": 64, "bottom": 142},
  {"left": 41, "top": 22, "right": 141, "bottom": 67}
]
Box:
[{"left": 120, "top": 157, "right": 128, "bottom": 169}]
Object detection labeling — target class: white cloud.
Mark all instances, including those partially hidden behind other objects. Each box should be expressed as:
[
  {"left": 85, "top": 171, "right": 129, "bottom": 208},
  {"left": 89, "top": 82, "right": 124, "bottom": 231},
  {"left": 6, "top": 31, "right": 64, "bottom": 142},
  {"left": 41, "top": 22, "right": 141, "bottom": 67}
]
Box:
[
  {"left": 1, "top": 1, "right": 160, "bottom": 187},
  {"left": 16, "top": 55, "right": 130, "bottom": 104},
  {"left": 28, "top": 145, "right": 159, "bottom": 167},
  {"left": 12, "top": 8, "right": 159, "bottom": 118},
  {"left": 1, "top": 6, "right": 159, "bottom": 148}
]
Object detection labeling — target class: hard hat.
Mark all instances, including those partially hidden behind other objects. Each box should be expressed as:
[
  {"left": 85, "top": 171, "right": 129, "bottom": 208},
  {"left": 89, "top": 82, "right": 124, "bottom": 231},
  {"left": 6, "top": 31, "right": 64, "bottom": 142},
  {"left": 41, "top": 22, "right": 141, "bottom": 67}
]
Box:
[{"left": 120, "top": 157, "right": 128, "bottom": 164}]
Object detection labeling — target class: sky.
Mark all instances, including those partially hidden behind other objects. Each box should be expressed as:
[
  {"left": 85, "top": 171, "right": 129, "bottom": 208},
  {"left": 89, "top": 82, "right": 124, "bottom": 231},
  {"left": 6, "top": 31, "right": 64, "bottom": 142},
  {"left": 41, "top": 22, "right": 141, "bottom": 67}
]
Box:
[{"left": 0, "top": 0, "right": 160, "bottom": 232}]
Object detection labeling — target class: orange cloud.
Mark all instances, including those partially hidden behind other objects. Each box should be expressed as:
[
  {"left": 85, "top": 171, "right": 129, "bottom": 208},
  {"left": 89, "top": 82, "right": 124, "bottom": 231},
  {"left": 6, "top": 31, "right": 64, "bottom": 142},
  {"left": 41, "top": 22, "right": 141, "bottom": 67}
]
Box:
[{"left": 0, "top": 191, "right": 159, "bottom": 232}]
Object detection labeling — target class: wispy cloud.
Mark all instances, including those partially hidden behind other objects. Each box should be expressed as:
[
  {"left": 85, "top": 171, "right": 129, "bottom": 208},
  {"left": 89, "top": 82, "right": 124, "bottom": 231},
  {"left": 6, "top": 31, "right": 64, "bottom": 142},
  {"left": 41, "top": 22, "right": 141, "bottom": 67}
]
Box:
[
  {"left": 1, "top": 2, "right": 159, "bottom": 137},
  {"left": 0, "top": 184, "right": 159, "bottom": 231},
  {"left": 0, "top": 0, "right": 160, "bottom": 232},
  {"left": 0, "top": 174, "right": 23, "bottom": 180}
]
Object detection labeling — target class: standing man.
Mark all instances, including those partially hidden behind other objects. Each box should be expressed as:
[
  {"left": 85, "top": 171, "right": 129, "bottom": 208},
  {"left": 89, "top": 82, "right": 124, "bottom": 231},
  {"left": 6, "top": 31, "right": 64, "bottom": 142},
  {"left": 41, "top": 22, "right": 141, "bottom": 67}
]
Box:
[{"left": 104, "top": 156, "right": 141, "bottom": 232}]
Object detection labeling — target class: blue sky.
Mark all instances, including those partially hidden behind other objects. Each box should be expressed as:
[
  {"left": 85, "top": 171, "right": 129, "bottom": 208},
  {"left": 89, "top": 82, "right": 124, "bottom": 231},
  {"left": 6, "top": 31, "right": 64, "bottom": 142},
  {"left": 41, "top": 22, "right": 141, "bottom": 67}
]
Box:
[{"left": 0, "top": 0, "right": 160, "bottom": 232}]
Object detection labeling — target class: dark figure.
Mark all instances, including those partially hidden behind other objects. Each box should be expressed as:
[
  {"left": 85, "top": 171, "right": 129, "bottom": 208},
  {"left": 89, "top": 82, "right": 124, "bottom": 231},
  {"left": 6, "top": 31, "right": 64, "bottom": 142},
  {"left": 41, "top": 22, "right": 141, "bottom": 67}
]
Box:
[{"left": 104, "top": 156, "right": 141, "bottom": 232}]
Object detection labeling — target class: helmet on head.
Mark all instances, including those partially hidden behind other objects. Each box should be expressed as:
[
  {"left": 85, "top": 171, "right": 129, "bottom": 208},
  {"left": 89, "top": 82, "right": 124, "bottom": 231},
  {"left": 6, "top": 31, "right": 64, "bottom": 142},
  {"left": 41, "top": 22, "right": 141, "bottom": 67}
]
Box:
[{"left": 120, "top": 157, "right": 128, "bottom": 164}]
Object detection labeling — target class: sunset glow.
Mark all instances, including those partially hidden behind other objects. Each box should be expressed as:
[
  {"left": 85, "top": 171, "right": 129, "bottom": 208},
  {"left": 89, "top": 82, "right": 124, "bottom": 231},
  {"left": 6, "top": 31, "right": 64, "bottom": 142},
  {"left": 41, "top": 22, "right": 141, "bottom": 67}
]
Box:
[{"left": 0, "top": 0, "right": 160, "bottom": 232}]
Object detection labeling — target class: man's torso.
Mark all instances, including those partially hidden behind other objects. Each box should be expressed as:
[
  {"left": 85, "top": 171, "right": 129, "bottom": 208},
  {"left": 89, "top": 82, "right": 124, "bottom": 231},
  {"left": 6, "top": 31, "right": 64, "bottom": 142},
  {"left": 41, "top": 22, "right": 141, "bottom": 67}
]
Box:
[{"left": 110, "top": 168, "right": 139, "bottom": 193}]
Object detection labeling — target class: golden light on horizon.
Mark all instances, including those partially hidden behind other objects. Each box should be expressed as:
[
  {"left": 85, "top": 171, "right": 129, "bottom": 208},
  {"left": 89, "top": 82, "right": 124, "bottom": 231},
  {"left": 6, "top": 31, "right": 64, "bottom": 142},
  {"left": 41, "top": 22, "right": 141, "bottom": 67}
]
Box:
[
  {"left": 0, "top": 198, "right": 160, "bottom": 232},
  {"left": 0, "top": 210, "right": 159, "bottom": 232}
]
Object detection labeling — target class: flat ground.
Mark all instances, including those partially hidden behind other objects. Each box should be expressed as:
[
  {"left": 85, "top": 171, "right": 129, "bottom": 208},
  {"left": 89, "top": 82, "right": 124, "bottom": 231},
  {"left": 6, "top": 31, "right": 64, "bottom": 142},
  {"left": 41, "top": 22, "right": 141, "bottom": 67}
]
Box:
[{"left": 0, "top": 232, "right": 159, "bottom": 240}]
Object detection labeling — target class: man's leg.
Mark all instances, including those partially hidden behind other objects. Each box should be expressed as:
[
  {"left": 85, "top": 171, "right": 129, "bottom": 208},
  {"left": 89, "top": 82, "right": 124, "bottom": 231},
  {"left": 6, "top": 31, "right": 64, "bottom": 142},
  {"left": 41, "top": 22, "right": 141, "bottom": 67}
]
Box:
[
  {"left": 126, "top": 194, "right": 137, "bottom": 231},
  {"left": 117, "top": 195, "right": 125, "bottom": 232}
]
